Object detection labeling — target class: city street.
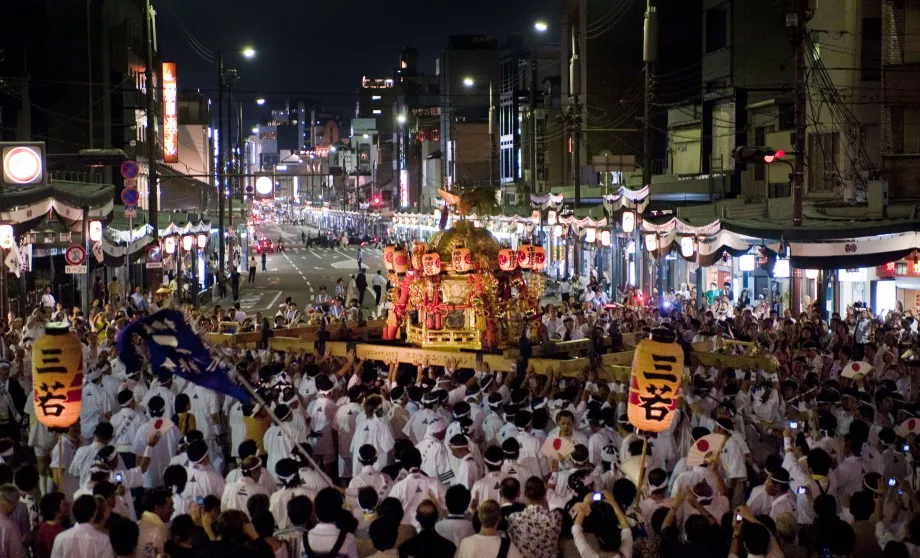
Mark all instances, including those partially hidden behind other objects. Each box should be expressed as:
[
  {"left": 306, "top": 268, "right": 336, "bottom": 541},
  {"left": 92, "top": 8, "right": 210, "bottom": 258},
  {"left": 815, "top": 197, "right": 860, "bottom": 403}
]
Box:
[{"left": 212, "top": 221, "right": 386, "bottom": 316}]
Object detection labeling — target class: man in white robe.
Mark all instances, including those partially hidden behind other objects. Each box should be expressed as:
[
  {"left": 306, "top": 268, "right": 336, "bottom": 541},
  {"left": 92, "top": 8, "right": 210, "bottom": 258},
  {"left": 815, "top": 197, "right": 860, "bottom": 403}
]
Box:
[{"left": 221, "top": 456, "right": 271, "bottom": 517}]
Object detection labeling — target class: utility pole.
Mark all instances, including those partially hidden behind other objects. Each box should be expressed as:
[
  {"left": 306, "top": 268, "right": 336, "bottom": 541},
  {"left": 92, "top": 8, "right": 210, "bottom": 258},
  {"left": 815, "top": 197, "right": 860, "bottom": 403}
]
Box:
[
  {"left": 787, "top": 0, "right": 808, "bottom": 227},
  {"left": 144, "top": 0, "right": 159, "bottom": 246},
  {"left": 227, "top": 92, "right": 234, "bottom": 231},
  {"left": 217, "top": 51, "right": 225, "bottom": 281},
  {"left": 644, "top": 0, "right": 660, "bottom": 295},
  {"left": 530, "top": 57, "right": 538, "bottom": 194},
  {"left": 566, "top": 10, "right": 583, "bottom": 278}
]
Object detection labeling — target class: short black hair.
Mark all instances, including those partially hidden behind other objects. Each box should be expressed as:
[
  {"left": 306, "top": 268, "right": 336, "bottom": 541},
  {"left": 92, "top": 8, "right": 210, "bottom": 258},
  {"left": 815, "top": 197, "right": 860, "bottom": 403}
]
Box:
[
  {"left": 170, "top": 514, "right": 197, "bottom": 542},
  {"left": 445, "top": 485, "right": 471, "bottom": 515},
  {"left": 613, "top": 478, "right": 637, "bottom": 509},
  {"left": 850, "top": 491, "right": 874, "bottom": 521},
  {"left": 287, "top": 495, "right": 314, "bottom": 528},
  {"left": 72, "top": 494, "right": 98, "bottom": 523},
  {"left": 142, "top": 488, "right": 172, "bottom": 512},
  {"left": 500, "top": 477, "right": 521, "bottom": 501},
  {"left": 109, "top": 517, "right": 140, "bottom": 556},
  {"left": 163, "top": 465, "right": 188, "bottom": 493},
  {"left": 357, "top": 487, "right": 379, "bottom": 511},
  {"left": 807, "top": 448, "right": 832, "bottom": 476},
  {"left": 742, "top": 522, "right": 771, "bottom": 555},
  {"left": 400, "top": 447, "right": 421, "bottom": 469},
  {"left": 203, "top": 495, "right": 221, "bottom": 514},
  {"left": 94, "top": 422, "right": 114, "bottom": 440},
  {"left": 39, "top": 492, "right": 65, "bottom": 521},
  {"left": 251, "top": 510, "right": 276, "bottom": 538},
  {"left": 377, "top": 498, "right": 405, "bottom": 523},
  {"left": 523, "top": 476, "right": 546, "bottom": 501},
  {"left": 370, "top": 517, "right": 399, "bottom": 551},
  {"left": 314, "top": 488, "right": 344, "bottom": 523},
  {"left": 247, "top": 493, "right": 271, "bottom": 519},
  {"left": 14, "top": 465, "right": 39, "bottom": 492},
  {"left": 92, "top": 481, "right": 117, "bottom": 500},
  {"left": 238, "top": 440, "right": 258, "bottom": 459}
]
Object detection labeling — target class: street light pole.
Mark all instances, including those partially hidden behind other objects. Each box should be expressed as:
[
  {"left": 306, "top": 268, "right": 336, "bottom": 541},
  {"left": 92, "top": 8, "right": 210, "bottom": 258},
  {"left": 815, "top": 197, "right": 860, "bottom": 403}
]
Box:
[
  {"left": 217, "top": 51, "right": 225, "bottom": 281},
  {"left": 144, "top": 0, "right": 159, "bottom": 246}
]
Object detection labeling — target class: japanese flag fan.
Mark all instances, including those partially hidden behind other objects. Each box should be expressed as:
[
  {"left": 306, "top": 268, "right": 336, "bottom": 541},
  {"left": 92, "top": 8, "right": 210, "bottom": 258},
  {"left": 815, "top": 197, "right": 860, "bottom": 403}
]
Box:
[
  {"left": 145, "top": 417, "right": 176, "bottom": 438},
  {"left": 541, "top": 436, "right": 576, "bottom": 461},
  {"left": 686, "top": 434, "right": 727, "bottom": 467},
  {"left": 898, "top": 418, "right": 920, "bottom": 438}
]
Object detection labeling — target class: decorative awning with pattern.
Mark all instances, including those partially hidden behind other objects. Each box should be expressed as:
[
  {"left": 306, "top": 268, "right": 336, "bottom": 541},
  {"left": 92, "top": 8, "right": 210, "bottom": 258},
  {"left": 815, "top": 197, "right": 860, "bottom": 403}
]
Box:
[
  {"left": 101, "top": 212, "right": 213, "bottom": 266},
  {"left": 0, "top": 181, "right": 114, "bottom": 235}
]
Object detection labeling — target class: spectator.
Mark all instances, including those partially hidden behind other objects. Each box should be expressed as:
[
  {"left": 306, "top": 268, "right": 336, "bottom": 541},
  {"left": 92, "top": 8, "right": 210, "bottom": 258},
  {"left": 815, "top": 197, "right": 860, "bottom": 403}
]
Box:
[
  {"left": 398, "top": 500, "right": 456, "bottom": 558},
  {"left": 49, "top": 494, "right": 115, "bottom": 558},
  {"left": 136, "top": 489, "right": 173, "bottom": 558},
  {"left": 849, "top": 491, "right": 881, "bottom": 558},
  {"left": 456, "top": 500, "right": 522, "bottom": 558},
  {"left": 0, "top": 483, "right": 26, "bottom": 558},
  {"left": 435, "top": 485, "right": 474, "bottom": 547},
  {"left": 164, "top": 514, "right": 205, "bottom": 558},
  {"left": 108, "top": 517, "right": 139, "bottom": 558},
  {"left": 366, "top": 517, "right": 400, "bottom": 558},
  {"left": 251, "top": 510, "right": 288, "bottom": 558},
  {"left": 570, "top": 492, "right": 632, "bottom": 558},
  {"left": 305, "top": 488, "right": 357, "bottom": 558},
  {"left": 273, "top": 495, "right": 313, "bottom": 558},
  {"left": 506, "top": 477, "right": 563, "bottom": 558},
  {"left": 32, "top": 492, "right": 68, "bottom": 558}
]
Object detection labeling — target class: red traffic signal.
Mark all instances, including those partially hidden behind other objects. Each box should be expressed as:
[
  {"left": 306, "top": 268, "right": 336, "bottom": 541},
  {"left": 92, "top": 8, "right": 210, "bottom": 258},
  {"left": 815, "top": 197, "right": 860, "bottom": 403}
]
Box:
[
  {"left": 763, "top": 149, "right": 785, "bottom": 163},
  {"left": 372, "top": 196, "right": 381, "bottom": 205},
  {"left": 734, "top": 146, "right": 786, "bottom": 168}
]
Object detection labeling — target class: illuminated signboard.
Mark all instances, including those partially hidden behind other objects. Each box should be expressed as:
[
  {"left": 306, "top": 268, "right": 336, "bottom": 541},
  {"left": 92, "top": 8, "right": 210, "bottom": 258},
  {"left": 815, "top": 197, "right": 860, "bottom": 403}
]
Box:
[
  {"left": 400, "top": 169, "right": 409, "bottom": 208},
  {"left": 162, "top": 63, "right": 179, "bottom": 163}
]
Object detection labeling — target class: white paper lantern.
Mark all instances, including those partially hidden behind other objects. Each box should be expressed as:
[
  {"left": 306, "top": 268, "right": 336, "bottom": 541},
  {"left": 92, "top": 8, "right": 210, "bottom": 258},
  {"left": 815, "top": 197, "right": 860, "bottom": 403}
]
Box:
[
  {"left": 0, "top": 225, "right": 14, "bottom": 249},
  {"left": 622, "top": 211, "right": 636, "bottom": 233},
  {"left": 197, "top": 233, "right": 208, "bottom": 249},
  {"left": 680, "top": 236, "right": 695, "bottom": 258},
  {"left": 89, "top": 221, "right": 103, "bottom": 242},
  {"left": 164, "top": 237, "right": 176, "bottom": 254},
  {"left": 805, "top": 269, "right": 819, "bottom": 280},
  {"left": 553, "top": 224, "right": 563, "bottom": 238},
  {"left": 183, "top": 235, "right": 194, "bottom": 251},
  {"left": 585, "top": 228, "right": 596, "bottom": 243},
  {"left": 547, "top": 210, "right": 557, "bottom": 226},
  {"left": 601, "top": 230, "right": 612, "bottom": 246},
  {"left": 773, "top": 258, "right": 790, "bottom": 278},
  {"left": 644, "top": 233, "right": 657, "bottom": 252}
]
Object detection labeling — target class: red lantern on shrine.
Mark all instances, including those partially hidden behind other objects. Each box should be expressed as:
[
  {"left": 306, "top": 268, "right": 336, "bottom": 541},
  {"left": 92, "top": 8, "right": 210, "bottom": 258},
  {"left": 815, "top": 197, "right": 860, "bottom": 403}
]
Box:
[
  {"left": 422, "top": 252, "right": 442, "bottom": 276},
  {"left": 452, "top": 246, "right": 472, "bottom": 273},
  {"left": 393, "top": 249, "right": 410, "bottom": 273},
  {"left": 498, "top": 248, "right": 517, "bottom": 271},
  {"left": 532, "top": 246, "right": 547, "bottom": 270},
  {"left": 517, "top": 245, "right": 534, "bottom": 269},
  {"left": 383, "top": 246, "right": 396, "bottom": 271}
]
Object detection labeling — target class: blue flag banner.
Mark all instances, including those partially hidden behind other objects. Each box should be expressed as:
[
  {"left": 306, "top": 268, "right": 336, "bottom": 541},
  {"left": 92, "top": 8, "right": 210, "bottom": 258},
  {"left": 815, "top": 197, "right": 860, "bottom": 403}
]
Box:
[{"left": 116, "top": 309, "right": 253, "bottom": 404}]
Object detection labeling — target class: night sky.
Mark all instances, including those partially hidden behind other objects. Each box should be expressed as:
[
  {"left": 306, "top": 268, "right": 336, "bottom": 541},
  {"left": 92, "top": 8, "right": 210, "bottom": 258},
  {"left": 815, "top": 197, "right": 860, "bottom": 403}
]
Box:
[{"left": 158, "top": 0, "right": 560, "bottom": 121}]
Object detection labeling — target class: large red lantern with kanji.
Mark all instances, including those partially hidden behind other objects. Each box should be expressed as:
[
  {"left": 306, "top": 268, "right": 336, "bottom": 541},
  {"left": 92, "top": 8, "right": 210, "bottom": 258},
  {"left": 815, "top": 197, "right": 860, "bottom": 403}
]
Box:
[
  {"left": 383, "top": 246, "right": 396, "bottom": 271},
  {"left": 393, "top": 249, "right": 410, "bottom": 273},
  {"left": 517, "top": 245, "right": 534, "bottom": 269},
  {"left": 532, "top": 246, "right": 546, "bottom": 271},
  {"left": 498, "top": 248, "right": 517, "bottom": 271},
  {"left": 422, "top": 252, "right": 442, "bottom": 276},
  {"left": 452, "top": 247, "right": 472, "bottom": 273}
]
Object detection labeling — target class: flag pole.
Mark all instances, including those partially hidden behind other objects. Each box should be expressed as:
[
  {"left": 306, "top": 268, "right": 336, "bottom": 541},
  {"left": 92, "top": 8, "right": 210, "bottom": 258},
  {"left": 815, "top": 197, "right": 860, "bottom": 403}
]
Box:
[{"left": 234, "top": 373, "right": 336, "bottom": 488}]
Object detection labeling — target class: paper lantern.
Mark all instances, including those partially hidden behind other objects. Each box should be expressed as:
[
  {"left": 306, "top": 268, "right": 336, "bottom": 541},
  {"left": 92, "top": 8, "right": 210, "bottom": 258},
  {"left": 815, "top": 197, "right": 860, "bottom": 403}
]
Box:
[
  {"left": 546, "top": 210, "right": 557, "bottom": 226},
  {"left": 182, "top": 235, "right": 194, "bottom": 251},
  {"left": 452, "top": 247, "right": 472, "bottom": 273},
  {"left": 421, "top": 252, "right": 442, "bottom": 276},
  {"left": 644, "top": 233, "right": 658, "bottom": 252},
  {"left": 498, "top": 248, "right": 517, "bottom": 271},
  {"left": 627, "top": 329, "right": 684, "bottom": 432},
  {"left": 197, "top": 233, "right": 208, "bottom": 249},
  {"left": 517, "top": 245, "right": 534, "bottom": 269},
  {"left": 601, "top": 230, "right": 612, "bottom": 246},
  {"left": 622, "top": 211, "right": 636, "bottom": 233},
  {"left": 680, "top": 237, "right": 695, "bottom": 258},
  {"left": 164, "top": 237, "right": 176, "bottom": 254},
  {"left": 532, "top": 246, "right": 546, "bottom": 270},
  {"left": 585, "top": 228, "right": 596, "bottom": 243},
  {"left": 89, "top": 221, "right": 103, "bottom": 242},
  {"left": 32, "top": 324, "right": 84, "bottom": 429},
  {"left": 383, "top": 246, "right": 396, "bottom": 271},
  {"left": 0, "top": 225, "right": 13, "bottom": 249},
  {"left": 553, "top": 224, "right": 563, "bottom": 238},
  {"left": 393, "top": 249, "right": 410, "bottom": 273}
]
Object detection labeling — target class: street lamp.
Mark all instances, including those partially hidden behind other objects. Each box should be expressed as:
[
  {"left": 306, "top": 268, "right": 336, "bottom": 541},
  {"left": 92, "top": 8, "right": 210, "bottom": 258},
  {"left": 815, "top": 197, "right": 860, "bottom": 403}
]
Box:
[
  {"left": 256, "top": 98, "right": 266, "bottom": 106},
  {"left": 534, "top": 21, "right": 549, "bottom": 32},
  {"left": 252, "top": 127, "right": 259, "bottom": 134},
  {"left": 463, "top": 77, "right": 475, "bottom": 87},
  {"left": 217, "top": 46, "right": 255, "bottom": 282},
  {"left": 397, "top": 114, "right": 407, "bottom": 125}
]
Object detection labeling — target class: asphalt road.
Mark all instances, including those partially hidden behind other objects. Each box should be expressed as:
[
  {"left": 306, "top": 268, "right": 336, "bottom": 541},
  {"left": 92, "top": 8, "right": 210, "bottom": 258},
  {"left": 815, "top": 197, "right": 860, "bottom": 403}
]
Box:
[{"left": 212, "top": 222, "right": 386, "bottom": 316}]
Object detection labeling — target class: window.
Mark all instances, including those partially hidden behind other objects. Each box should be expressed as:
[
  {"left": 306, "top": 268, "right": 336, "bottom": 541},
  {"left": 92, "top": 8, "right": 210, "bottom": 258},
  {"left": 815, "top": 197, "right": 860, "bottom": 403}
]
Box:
[
  {"left": 906, "top": 0, "right": 920, "bottom": 63},
  {"left": 808, "top": 132, "right": 839, "bottom": 192},
  {"left": 705, "top": 4, "right": 728, "bottom": 53},
  {"left": 861, "top": 18, "right": 881, "bottom": 81}
]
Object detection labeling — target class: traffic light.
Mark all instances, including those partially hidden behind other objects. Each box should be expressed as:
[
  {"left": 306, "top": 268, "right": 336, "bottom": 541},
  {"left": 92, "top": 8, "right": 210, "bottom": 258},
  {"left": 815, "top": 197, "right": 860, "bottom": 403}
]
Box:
[
  {"left": 372, "top": 196, "right": 381, "bottom": 205},
  {"left": 733, "top": 146, "right": 785, "bottom": 170}
]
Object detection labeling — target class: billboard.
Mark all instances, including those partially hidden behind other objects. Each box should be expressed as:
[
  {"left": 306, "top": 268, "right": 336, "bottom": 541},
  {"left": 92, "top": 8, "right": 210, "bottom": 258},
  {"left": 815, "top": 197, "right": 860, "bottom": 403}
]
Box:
[{"left": 162, "top": 63, "right": 178, "bottom": 163}]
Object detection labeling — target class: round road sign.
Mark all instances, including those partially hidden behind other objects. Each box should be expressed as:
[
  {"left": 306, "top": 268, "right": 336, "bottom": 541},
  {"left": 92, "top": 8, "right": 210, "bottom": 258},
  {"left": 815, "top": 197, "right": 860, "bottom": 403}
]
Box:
[
  {"left": 121, "top": 186, "right": 139, "bottom": 205},
  {"left": 146, "top": 244, "right": 162, "bottom": 262},
  {"left": 120, "top": 160, "right": 140, "bottom": 179},
  {"left": 64, "top": 245, "right": 86, "bottom": 266}
]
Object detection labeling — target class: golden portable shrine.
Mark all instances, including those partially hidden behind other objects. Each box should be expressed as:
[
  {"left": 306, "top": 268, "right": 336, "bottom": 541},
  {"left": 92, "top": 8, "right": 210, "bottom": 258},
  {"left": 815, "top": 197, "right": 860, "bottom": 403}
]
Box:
[{"left": 381, "top": 219, "right": 546, "bottom": 350}]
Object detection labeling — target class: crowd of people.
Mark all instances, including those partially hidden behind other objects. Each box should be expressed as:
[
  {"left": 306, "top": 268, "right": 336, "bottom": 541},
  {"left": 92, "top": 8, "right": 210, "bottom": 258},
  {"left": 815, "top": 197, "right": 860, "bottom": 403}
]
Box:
[{"left": 0, "top": 279, "right": 919, "bottom": 558}]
